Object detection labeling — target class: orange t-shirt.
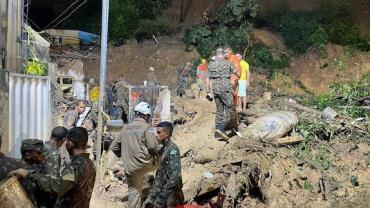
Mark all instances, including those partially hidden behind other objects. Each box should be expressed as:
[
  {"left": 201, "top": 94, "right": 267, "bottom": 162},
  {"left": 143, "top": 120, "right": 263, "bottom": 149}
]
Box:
[
  {"left": 227, "top": 54, "right": 241, "bottom": 82},
  {"left": 198, "top": 63, "right": 207, "bottom": 71}
]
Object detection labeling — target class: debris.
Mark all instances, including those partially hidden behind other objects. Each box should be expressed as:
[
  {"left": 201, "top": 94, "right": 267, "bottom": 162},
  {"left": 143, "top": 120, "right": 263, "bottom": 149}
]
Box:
[
  {"left": 152, "top": 35, "right": 159, "bottom": 44},
  {"left": 274, "top": 135, "right": 304, "bottom": 146},
  {"left": 321, "top": 107, "right": 339, "bottom": 120},
  {"left": 350, "top": 176, "right": 359, "bottom": 186},
  {"left": 263, "top": 92, "right": 272, "bottom": 101},
  {"left": 283, "top": 100, "right": 322, "bottom": 115},
  {"left": 203, "top": 172, "right": 214, "bottom": 179},
  {"left": 241, "top": 111, "right": 298, "bottom": 142}
]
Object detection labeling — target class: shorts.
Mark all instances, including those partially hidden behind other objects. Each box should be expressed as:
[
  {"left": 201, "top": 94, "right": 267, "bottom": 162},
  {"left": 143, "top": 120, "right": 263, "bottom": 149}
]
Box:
[
  {"left": 238, "top": 80, "right": 247, "bottom": 97},
  {"left": 197, "top": 79, "right": 206, "bottom": 91}
]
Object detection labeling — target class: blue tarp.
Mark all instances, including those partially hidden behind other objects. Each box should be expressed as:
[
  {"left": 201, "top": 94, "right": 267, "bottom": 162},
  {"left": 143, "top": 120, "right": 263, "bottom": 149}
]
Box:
[{"left": 78, "top": 31, "right": 99, "bottom": 44}]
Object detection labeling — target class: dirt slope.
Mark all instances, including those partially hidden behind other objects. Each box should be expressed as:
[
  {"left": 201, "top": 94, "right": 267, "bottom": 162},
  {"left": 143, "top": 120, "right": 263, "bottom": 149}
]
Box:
[{"left": 83, "top": 37, "right": 198, "bottom": 87}]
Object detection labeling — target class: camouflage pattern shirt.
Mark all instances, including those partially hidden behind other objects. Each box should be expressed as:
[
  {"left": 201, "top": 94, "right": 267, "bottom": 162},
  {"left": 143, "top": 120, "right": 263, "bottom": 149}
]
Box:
[
  {"left": 146, "top": 139, "right": 183, "bottom": 206},
  {"left": 44, "top": 141, "right": 61, "bottom": 177},
  {"left": 114, "top": 81, "right": 130, "bottom": 117},
  {"left": 208, "top": 58, "right": 235, "bottom": 92},
  {"left": 28, "top": 153, "right": 96, "bottom": 208},
  {"left": 0, "top": 152, "right": 30, "bottom": 181}
]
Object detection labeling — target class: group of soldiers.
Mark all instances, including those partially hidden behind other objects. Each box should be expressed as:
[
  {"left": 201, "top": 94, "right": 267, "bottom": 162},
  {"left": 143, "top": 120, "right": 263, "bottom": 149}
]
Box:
[
  {"left": 1, "top": 98, "right": 183, "bottom": 208},
  {"left": 0, "top": 126, "right": 96, "bottom": 208}
]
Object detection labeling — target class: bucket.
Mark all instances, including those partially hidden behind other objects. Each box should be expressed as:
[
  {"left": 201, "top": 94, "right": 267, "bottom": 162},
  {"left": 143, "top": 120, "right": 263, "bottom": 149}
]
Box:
[
  {"left": 321, "top": 107, "right": 338, "bottom": 120},
  {"left": 107, "top": 119, "right": 124, "bottom": 131}
]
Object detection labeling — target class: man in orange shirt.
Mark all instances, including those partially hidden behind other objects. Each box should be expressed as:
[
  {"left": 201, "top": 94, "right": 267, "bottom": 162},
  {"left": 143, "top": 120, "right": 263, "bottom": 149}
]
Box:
[{"left": 224, "top": 46, "right": 241, "bottom": 105}]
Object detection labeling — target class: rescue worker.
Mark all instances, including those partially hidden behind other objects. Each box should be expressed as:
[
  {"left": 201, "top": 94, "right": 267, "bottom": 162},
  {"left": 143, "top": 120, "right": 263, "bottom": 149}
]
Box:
[
  {"left": 44, "top": 126, "right": 69, "bottom": 174},
  {"left": 143, "top": 122, "right": 184, "bottom": 208},
  {"left": 236, "top": 54, "right": 250, "bottom": 113},
  {"left": 177, "top": 62, "right": 193, "bottom": 97},
  {"left": 21, "top": 139, "right": 59, "bottom": 208},
  {"left": 196, "top": 59, "right": 211, "bottom": 99},
  {"left": 119, "top": 102, "right": 159, "bottom": 208},
  {"left": 64, "top": 100, "right": 86, "bottom": 129},
  {"left": 224, "top": 46, "right": 241, "bottom": 105},
  {"left": 147, "top": 66, "right": 158, "bottom": 87},
  {"left": 208, "top": 48, "right": 236, "bottom": 140},
  {"left": 114, "top": 76, "right": 130, "bottom": 123},
  {"left": 0, "top": 133, "right": 30, "bottom": 181},
  {"left": 20, "top": 139, "right": 45, "bottom": 168},
  {"left": 10, "top": 127, "right": 96, "bottom": 208},
  {"left": 0, "top": 134, "right": 37, "bottom": 206}
]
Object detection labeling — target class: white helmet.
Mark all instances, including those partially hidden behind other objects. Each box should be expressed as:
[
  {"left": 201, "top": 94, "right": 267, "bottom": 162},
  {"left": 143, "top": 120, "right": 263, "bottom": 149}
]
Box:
[{"left": 134, "top": 102, "right": 151, "bottom": 115}]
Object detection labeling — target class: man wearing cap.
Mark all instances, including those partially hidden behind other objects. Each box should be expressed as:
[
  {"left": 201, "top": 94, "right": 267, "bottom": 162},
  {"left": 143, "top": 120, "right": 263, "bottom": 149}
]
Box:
[
  {"left": 20, "top": 139, "right": 52, "bottom": 207},
  {"left": 21, "top": 139, "right": 45, "bottom": 168},
  {"left": 143, "top": 121, "right": 184, "bottom": 208},
  {"left": 0, "top": 133, "right": 30, "bottom": 181},
  {"left": 118, "top": 102, "right": 159, "bottom": 208},
  {"left": 208, "top": 48, "right": 236, "bottom": 140},
  {"left": 10, "top": 127, "right": 96, "bottom": 208}
]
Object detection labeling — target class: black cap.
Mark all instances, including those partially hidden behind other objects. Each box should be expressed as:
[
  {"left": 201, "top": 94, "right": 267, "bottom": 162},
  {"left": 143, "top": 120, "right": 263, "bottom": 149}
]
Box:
[
  {"left": 67, "top": 127, "right": 88, "bottom": 147},
  {"left": 51, "top": 126, "right": 68, "bottom": 140}
]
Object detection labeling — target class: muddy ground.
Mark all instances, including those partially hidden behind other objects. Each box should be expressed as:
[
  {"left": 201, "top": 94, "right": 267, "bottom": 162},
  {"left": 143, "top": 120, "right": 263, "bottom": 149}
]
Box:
[{"left": 90, "top": 81, "right": 370, "bottom": 207}]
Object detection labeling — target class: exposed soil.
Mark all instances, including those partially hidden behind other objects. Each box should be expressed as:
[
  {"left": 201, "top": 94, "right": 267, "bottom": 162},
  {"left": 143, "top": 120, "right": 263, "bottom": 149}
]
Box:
[{"left": 83, "top": 37, "right": 198, "bottom": 87}]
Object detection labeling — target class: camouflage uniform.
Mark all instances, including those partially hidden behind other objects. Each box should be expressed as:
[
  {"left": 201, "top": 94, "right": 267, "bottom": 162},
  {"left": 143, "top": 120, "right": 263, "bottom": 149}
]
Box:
[
  {"left": 144, "top": 139, "right": 184, "bottom": 208},
  {"left": 177, "top": 64, "right": 192, "bottom": 97},
  {"left": 114, "top": 80, "right": 130, "bottom": 122},
  {"left": 0, "top": 152, "right": 37, "bottom": 205},
  {"left": 44, "top": 141, "right": 61, "bottom": 177},
  {"left": 208, "top": 58, "right": 235, "bottom": 132},
  {"left": 0, "top": 152, "right": 30, "bottom": 181},
  {"left": 28, "top": 153, "right": 96, "bottom": 208},
  {"left": 58, "top": 141, "right": 71, "bottom": 174}
]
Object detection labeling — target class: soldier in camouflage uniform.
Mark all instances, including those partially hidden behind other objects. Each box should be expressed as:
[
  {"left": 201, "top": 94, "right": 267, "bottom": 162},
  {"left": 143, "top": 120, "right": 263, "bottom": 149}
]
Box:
[
  {"left": 208, "top": 48, "right": 236, "bottom": 140},
  {"left": 177, "top": 62, "right": 193, "bottom": 97},
  {"left": 11, "top": 127, "right": 96, "bottom": 208},
  {"left": 21, "top": 139, "right": 57, "bottom": 208},
  {"left": 44, "top": 126, "right": 69, "bottom": 176},
  {"left": 114, "top": 76, "right": 130, "bottom": 123},
  {"left": 0, "top": 133, "right": 30, "bottom": 181},
  {"left": 0, "top": 134, "right": 37, "bottom": 206},
  {"left": 143, "top": 122, "right": 184, "bottom": 208}
]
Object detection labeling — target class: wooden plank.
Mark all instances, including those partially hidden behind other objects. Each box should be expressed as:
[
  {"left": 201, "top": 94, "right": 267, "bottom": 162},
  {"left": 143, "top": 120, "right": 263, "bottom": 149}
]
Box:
[{"left": 6, "top": 0, "right": 22, "bottom": 72}]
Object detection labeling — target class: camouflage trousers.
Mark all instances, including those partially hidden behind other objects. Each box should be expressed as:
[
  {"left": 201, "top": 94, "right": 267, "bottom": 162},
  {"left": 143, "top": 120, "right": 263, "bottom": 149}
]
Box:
[{"left": 214, "top": 91, "right": 233, "bottom": 132}]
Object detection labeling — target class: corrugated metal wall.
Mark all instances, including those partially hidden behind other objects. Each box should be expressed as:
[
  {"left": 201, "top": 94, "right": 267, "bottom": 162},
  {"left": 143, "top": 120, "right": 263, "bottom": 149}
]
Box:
[{"left": 9, "top": 73, "right": 52, "bottom": 157}]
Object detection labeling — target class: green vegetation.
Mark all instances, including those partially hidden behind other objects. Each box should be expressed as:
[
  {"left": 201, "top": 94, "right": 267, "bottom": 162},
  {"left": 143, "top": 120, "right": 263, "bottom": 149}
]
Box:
[
  {"left": 184, "top": 0, "right": 258, "bottom": 58},
  {"left": 61, "top": 0, "right": 172, "bottom": 43},
  {"left": 305, "top": 74, "right": 370, "bottom": 118},
  {"left": 246, "top": 43, "right": 290, "bottom": 76},
  {"left": 296, "top": 120, "right": 332, "bottom": 170},
  {"left": 25, "top": 60, "right": 47, "bottom": 76},
  {"left": 264, "top": 0, "right": 370, "bottom": 56},
  {"left": 136, "top": 18, "right": 171, "bottom": 39}
]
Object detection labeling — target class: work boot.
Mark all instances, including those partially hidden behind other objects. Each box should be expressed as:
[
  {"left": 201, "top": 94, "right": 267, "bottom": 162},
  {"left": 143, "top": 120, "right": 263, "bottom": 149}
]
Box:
[{"left": 215, "top": 129, "right": 229, "bottom": 141}]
